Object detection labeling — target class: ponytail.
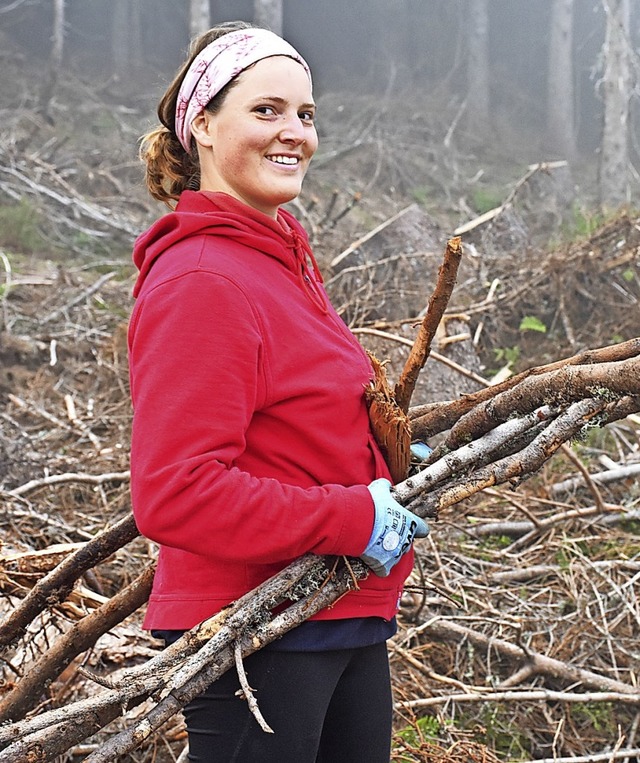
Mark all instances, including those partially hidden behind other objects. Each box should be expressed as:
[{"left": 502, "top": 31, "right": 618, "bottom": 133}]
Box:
[
  {"left": 139, "top": 20, "right": 254, "bottom": 207},
  {"left": 139, "top": 126, "right": 199, "bottom": 207}
]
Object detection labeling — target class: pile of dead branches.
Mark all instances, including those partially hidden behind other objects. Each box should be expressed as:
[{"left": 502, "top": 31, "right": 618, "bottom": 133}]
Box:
[
  {"left": 452, "top": 191, "right": 640, "bottom": 368},
  {"left": 1, "top": 232, "right": 640, "bottom": 761}
]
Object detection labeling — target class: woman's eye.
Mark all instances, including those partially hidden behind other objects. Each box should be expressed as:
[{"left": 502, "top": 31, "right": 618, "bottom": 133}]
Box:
[
  {"left": 255, "top": 106, "right": 276, "bottom": 116},
  {"left": 299, "top": 111, "right": 315, "bottom": 123}
]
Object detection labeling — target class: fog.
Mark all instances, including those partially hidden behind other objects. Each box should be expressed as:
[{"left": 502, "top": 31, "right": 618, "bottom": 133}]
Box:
[{"left": 1, "top": 1, "right": 639, "bottom": 161}]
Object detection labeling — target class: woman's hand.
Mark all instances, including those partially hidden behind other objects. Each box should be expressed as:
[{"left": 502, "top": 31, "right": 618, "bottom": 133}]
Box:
[{"left": 360, "top": 478, "right": 429, "bottom": 577}]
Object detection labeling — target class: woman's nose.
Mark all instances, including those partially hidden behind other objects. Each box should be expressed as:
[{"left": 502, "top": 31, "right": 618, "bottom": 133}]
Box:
[{"left": 279, "top": 113, "right": 306, "bottom": 144}]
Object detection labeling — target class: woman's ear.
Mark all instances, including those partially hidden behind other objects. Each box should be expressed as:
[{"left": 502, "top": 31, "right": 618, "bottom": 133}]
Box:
[{"left": 190, "top": 111, "right": 215, "bottom": 148}]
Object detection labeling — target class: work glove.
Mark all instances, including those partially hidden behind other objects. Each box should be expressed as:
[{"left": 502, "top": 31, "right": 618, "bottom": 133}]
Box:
[
  {"left": 410, "top": 441, "right": 433, "bottom": 461},
  {"left": 360, "top": 478, "right": 429, "bottom": 577}
]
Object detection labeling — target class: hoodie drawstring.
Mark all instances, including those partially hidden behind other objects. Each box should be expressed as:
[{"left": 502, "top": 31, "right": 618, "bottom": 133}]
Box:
[{"left": 287, "top": 227, "right": 329, "bottom": 315}]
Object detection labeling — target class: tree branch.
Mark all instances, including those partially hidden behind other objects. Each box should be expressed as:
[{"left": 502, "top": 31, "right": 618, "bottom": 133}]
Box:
[
  {"left": 0, "top": 513, "right": 139, "bottom": 650},
  {"left": 394, "top": 236, "right": 463, "bottom": 412}
]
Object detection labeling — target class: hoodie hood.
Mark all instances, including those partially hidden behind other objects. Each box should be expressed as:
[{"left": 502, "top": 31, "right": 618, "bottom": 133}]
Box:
[{"left": 132, "top": 191, "right": 322, "bottom": 299}]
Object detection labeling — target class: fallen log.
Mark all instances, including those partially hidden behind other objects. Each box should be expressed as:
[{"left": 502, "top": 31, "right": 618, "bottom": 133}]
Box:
[{"left": 414, "top": 616, "right": 639, "bottom": 696}]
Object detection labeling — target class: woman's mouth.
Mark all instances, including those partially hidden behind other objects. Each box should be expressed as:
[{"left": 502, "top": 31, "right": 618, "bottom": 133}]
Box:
[{"left": 267, "top": 155, "right": 300, "bottom": 166}]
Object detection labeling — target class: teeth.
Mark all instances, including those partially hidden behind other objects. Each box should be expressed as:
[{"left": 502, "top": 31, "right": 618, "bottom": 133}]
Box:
[{"left": 269, "top": 155, "right": 298, "bottom": 165}]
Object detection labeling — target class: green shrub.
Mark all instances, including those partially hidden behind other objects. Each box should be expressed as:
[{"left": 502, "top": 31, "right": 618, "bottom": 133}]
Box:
[
  {"left": 471, "top": 187, "right": 504, "bottom": 215},
  {"left": 0, "top": 200, "right": 46, "bottom": 254},
  {"left": 393, "top": 715, "right": 441, "bottom": 761}
]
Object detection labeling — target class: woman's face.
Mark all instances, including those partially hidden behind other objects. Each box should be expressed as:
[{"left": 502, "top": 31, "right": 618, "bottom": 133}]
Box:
[{"left": 191, "top": 56, "right": 318, "bottom": 218}]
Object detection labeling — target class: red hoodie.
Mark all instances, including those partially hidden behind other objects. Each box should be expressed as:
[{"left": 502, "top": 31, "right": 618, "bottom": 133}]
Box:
[{"left": 128, "top": 191, "right": 413, "bottom": 629}]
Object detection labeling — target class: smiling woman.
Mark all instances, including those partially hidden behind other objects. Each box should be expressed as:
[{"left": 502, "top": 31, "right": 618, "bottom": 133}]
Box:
[
  {"left": 190, "top": 55, "right": 318, "bottom": 217},
  {"left": 129, "top": 19, "right": 427, "bottom": 763}
]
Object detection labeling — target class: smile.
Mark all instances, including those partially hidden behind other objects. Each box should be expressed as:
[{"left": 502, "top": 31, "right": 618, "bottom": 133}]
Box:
[{"left": 267, "top": 155, "right": 299, "bottom": 165}]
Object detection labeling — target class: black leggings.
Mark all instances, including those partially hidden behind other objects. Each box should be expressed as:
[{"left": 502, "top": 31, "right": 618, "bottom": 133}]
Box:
[{"left": 183, "top": 642, "right": 393, "bottom": 763}]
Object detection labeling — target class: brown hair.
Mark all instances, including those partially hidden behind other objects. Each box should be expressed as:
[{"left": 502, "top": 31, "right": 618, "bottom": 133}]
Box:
[{"left": 139, "top": 20, "right": 254, "bottom": 207}]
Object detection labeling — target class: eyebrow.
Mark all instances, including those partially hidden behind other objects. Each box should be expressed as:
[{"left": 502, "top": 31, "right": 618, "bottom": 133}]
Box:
[{"left": 252, "top": 95, "right": 316, "bottom": 110}]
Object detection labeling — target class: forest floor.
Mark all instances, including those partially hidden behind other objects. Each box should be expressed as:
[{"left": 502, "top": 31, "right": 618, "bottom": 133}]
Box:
[{"left": 1, "top": 43, "right": 640, "bottom": 762}]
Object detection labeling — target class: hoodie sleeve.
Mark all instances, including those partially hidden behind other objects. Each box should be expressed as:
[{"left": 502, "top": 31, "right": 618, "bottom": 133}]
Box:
[{"left": 128, "top": 266, "right": 374, "bottom": 564}]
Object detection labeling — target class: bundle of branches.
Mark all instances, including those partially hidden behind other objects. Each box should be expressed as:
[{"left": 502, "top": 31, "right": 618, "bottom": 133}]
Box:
[{"left": 1, "top": 239, "right": 640, "bottom": 761}]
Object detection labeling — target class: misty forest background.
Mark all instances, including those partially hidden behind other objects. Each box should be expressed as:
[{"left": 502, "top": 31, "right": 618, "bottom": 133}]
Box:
[
  {"left": 2, "top": 1, "right": 640, "bottom": 762},
  {"left": 4, "top": 0, "right": 640, "bottom": 216}
]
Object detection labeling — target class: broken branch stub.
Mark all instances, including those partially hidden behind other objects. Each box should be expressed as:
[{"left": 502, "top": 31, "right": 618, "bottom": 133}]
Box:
[
  {"left": 365, "top": 235, "right": 463, "bottom": 483},
  {"left": 394, "top": 235, "right": 463, "bottom": 413}
]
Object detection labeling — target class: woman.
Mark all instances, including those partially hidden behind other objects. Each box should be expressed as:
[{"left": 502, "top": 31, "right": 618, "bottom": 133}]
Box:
[{"left": 129, "top": 21, "right": 428, "bottom": 763}]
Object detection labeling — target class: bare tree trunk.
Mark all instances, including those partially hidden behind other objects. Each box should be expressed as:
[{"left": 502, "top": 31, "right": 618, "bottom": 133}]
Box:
[
  {"left": 38, "top": 0, "right": 64, "bottom": 121},
  {"left": 190, "top": 0, "right": 210, "bottom": 39},
  {"left": 112, "top": 0, "right": 129, "bottom": 79},
  {"left": 253, "top": 0, "right": 283, "bottom": 35},
  {"left": 599, "top": 0, "right": 632, "bottom": 210},
  {"left": 467, "top": 0, "right": 490, "bottom": 126},
  {"left": 547, "top": 0, "right": 576, "bottom": 160},
  {"left": 51, "top": 0, "right": 64, "bottom": 69},
  {"left": 112, "top": 0, "right": 143, "bottom": 80}
]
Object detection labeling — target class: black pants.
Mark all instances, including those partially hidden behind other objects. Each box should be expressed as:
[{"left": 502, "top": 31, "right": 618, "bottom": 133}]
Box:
[{"left": 183, "top": 642, "right": 393, "bottom": 763}]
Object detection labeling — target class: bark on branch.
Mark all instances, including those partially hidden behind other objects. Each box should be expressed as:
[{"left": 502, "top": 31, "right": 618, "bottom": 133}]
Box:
[
  {"left": 0, "top": 565, "right": 154, "bottom": 724},
  {"left": 394, "top": 236, "right": 463, "bottom": 412},
  {"left": 409, "top": 337, "right": 640, "bottom": 440},
  {"left": 418, "top": 616, "right": 639, "bottom": 695}
]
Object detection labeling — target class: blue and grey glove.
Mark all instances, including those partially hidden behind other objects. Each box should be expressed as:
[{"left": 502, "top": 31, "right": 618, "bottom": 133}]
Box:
[
  {"left": 410, "top": 441, "right": 433, "bottom": 461},
  {"left": 360, "top": 478, "right": 429, "bottom": 577}
]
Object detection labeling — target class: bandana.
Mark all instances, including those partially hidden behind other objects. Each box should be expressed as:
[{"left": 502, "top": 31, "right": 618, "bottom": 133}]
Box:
[{"left": 175, "top": 28, "right": 312, "bottom": 153}]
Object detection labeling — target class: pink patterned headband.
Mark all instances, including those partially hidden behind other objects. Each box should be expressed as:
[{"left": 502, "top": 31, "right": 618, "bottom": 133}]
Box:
[{"left": 175, "top": 28, "right": 312, "bottom": 153}]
